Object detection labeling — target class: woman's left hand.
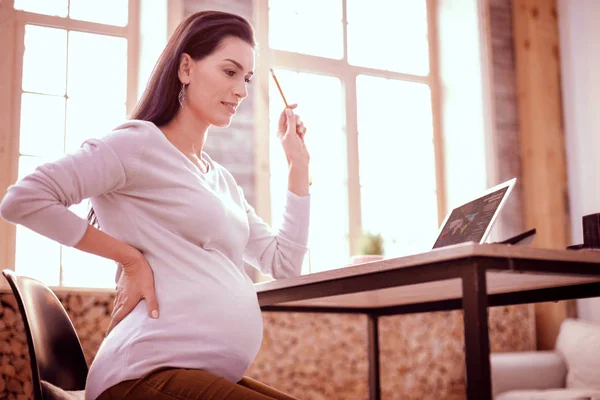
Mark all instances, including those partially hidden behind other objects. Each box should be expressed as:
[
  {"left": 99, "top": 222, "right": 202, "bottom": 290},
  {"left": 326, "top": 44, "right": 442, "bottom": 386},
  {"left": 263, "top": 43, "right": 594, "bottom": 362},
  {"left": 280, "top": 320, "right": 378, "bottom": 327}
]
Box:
[{"left": 277, "top": 104, "right": 309, "bottom": 166}]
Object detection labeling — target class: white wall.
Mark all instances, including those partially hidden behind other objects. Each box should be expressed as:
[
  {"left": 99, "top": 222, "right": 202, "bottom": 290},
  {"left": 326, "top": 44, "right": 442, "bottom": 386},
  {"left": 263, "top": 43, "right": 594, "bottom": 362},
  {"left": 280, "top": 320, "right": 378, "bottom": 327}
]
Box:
[{"left": 558, "top": 0, "right": 600, "bottom": 322}]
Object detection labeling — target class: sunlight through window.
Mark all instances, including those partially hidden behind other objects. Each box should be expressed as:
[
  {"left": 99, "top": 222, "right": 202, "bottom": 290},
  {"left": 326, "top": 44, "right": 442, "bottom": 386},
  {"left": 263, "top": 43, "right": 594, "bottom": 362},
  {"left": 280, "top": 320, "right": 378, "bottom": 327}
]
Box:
[
  {"left": 263, "top": 0, "right": 438, "bottom": 272},
  {"left": 15, "top": 20, "right": 129, "bottom": 287},
  {"left": 19, "top": 93, "right": 66, "bottom": 157},
  {"left": 269, "top": 70, "right": 349, "bottom": 273},
  {"left": 268, "top": 0, "right": 344, "bottom": 59},
  {"left": 347, "top": 0, "right": 429, "bottom": 75},
  {"left": 22, "top": 25, "right": 67, "bottom": 96},
  {"left": 69, "top": 0, "right": 129, "bottom": 27},
  {"left": 67, "top": 31, "right": 128, "bottom": 102},
  {"left": 14, "top": 0, "right": 68, "bottom": 17},
  {"left": 357, "top": 75, "right": 438, "bottom": 256},
  {"left": 14, "top": 0, "right": 129, "bottom": 27}
]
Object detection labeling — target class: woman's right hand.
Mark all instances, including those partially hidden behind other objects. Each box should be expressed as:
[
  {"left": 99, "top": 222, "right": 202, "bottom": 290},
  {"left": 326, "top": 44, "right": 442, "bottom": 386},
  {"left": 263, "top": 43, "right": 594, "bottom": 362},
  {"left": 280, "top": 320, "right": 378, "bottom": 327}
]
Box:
[{"left": 106, "top": 251, "right": 159, "bottom": 336}]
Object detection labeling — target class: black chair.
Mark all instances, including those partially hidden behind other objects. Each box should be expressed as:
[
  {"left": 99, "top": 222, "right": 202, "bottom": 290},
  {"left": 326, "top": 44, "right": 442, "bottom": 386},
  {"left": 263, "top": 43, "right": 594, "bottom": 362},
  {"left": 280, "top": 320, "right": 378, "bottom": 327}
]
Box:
[{"left": 2, "top": 269, "right": 87, "bottom": 400}]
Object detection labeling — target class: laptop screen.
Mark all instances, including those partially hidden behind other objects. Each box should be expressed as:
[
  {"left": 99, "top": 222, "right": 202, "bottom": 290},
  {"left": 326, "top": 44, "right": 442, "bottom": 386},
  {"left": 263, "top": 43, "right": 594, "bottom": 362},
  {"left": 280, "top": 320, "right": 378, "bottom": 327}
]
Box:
[{"left": 432, "top": 185, "right": 510, "bottom": 249}]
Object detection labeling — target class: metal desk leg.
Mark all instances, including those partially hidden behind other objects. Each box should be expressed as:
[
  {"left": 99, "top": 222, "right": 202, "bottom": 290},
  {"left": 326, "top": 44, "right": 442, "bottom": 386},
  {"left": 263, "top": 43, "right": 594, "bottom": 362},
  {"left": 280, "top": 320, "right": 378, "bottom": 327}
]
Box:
[
  {"left": 462, "top": 264, "right": 492, "bottom": 400},
  {"left": 367, "top": 314, "right": 381, "bottom": 400}
]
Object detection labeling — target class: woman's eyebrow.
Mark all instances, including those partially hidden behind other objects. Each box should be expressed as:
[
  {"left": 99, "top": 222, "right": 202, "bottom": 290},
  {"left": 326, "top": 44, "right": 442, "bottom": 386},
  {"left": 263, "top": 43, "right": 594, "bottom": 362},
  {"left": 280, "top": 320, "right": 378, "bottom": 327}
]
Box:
[{"left": 223, "top": 58, "right": 254, "bottom": 76}]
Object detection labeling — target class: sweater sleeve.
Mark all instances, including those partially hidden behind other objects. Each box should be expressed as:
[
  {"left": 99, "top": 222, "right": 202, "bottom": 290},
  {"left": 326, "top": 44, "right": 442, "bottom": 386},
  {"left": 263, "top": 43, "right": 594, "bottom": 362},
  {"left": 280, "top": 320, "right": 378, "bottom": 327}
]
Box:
[
  {"left": 242, "top": 189, "right": 310, "bottom": 279},
  {"left": 0, "top": 127, "right": 144, "bottom": 247}
]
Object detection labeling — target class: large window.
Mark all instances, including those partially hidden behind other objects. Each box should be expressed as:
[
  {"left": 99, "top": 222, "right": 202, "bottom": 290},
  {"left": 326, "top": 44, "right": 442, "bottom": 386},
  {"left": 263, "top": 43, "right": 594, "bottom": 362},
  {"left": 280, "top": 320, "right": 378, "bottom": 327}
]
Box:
[
  {"left": 256, "top": 0, "right": 444, "bottom": 274},
  {"left": 7, "top": 0, "right": 138, "bottom": 288}
]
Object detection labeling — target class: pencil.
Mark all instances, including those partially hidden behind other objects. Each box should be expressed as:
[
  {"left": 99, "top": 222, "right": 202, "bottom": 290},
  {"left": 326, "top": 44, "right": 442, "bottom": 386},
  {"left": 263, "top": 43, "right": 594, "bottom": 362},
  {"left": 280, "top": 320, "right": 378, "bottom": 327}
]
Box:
[
  {"left": 270, "top": 68, "right": 290, "bottom": 108},
  {"left": 269, "top": 68, "right": 312, "bottom": 187}
]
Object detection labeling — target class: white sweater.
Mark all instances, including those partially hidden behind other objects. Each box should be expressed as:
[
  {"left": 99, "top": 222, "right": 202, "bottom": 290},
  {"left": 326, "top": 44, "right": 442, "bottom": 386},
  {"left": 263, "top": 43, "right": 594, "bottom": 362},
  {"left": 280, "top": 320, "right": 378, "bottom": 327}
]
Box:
[{"left": 0, "top": 120, "right": 310, "bottom": 400}]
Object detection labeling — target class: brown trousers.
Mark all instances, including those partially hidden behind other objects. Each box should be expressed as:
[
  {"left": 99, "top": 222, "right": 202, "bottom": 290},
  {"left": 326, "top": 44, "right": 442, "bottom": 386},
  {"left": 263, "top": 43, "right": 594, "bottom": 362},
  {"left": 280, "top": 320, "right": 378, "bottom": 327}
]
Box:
[{"left": 96, "top": 368, "right": 298, "bottom": 400}]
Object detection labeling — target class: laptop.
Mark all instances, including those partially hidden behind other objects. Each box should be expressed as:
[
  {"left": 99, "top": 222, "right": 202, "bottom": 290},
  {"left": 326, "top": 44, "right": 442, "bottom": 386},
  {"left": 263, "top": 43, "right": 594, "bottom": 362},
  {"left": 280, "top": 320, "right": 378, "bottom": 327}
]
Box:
[{"left": 432, "top": 178, "right": 517, "bottom": 249}]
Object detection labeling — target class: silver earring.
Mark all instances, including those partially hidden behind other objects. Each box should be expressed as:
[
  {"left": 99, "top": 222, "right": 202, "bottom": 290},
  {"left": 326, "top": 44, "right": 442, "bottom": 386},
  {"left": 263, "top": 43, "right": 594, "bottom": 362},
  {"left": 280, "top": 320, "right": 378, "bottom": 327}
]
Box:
[{"left": 178, "top": 83, "right": 187, "bottom": 107}]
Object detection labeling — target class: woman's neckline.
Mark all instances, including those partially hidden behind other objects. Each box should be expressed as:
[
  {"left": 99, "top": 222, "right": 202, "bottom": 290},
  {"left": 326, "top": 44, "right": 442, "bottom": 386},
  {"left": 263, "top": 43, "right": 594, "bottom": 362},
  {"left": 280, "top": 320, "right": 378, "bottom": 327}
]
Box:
[{"left": 144, "top": 120, "right": 213, "bottom": 176}]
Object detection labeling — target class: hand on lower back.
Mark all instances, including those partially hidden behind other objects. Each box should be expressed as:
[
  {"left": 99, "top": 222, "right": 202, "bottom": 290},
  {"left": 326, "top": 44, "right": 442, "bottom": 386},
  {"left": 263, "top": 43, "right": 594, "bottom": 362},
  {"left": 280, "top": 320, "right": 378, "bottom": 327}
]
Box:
[{"left": 106, "top": 251, "right": 159, "bottom": 336}]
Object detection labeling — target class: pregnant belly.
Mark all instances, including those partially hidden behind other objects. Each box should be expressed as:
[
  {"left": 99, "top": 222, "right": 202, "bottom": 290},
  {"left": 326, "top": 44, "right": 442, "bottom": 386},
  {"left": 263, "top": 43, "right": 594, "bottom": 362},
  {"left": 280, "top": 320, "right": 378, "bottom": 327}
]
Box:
[
  {"left": 165, "top": 295, "right": 262, "bottom": 352},
  {"left": 153, "top": 276, "right": 264, "bottom": 358},
  {"left": 94, "top": 284, "right": 263, "bottom": 385}
]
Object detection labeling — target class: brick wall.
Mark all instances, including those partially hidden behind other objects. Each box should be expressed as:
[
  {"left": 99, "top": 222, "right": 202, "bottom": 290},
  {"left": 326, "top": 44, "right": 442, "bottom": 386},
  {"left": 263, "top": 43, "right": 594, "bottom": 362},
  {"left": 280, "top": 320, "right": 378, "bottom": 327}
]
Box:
[{"left": 488, "top": 0, "right": 526, "bottom": 238}]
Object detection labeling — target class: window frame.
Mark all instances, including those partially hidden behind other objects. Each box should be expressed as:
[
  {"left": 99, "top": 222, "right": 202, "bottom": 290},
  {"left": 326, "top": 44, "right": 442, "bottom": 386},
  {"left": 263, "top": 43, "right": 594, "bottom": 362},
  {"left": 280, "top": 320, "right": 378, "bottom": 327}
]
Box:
[
  {"left": 0, "top": 0, "right": 140, "bottom": 290},
  {"left": 253, "top": 0, "right": 446, "bottom": 268}
]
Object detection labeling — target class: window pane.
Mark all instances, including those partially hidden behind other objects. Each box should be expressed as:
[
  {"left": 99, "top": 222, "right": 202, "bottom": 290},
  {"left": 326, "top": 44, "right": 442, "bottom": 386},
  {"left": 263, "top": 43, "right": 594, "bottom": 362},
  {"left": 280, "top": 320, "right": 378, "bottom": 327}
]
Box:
[
  {"left": 62, "top": 201, "right": 117, "bottom": 288},
  {"left": 22, "top": 25, "right": 67, "bottom": 95},
  {"left": 19, "top": 93, "right": 65, "bottom": 157},
  {"left": 15, "top": 226, "right": 61, "bottom": 286},
  {"left": 357, "top": 75, "right": 438, "bottom": 256},
  {"left": 269, "top": 70, "right": 348, "bottom": 273},
  {"left": 268, "top": 0, "right": 343, "bottom": 59},
  {"left": 347, "top": 0, "right": 429, "bottom": 75},
  {"left": 14, "top": 0, "right": 68, "bottom": 17},
  {"left": 269, "top": 0, "right": 342, "bottom": 18},
  {"left": 14, "top": 158, "right": 116, "bottom": 288},
  {"left": 66, "top": 98, "right": 126, "bottom": 153},
  {"left": 17, "top": 155, "right": 52, "bottom": 179},
  {"left": 62, "top": 246, "right": 117, "bottom": 288},
  {"left": 67, "top": 31, "right": 128, "bottom": 103},
  {"left": 15, "top": 156, "right": 61, "bottom": 286},
  {"left": 69, "top": 0, "right": 129, "bottom": 27},
  {"left": 14, "top": 26, "right": 130, "bottom": 289}
]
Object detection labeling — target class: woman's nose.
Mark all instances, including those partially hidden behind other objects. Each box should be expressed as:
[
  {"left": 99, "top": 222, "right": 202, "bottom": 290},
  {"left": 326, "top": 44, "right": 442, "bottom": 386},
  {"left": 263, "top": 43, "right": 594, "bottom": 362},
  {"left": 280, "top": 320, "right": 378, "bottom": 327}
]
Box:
[{"left": 234, "top": 82, "right": 248, "bottom": 100}]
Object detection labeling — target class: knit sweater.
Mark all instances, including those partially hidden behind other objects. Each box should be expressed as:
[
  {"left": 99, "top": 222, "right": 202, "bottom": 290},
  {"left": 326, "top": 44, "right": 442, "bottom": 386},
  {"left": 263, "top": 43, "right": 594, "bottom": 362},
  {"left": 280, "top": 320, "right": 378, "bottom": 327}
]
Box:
[{"left": 0, "top": 120, "right": 310, "bottom": 400}]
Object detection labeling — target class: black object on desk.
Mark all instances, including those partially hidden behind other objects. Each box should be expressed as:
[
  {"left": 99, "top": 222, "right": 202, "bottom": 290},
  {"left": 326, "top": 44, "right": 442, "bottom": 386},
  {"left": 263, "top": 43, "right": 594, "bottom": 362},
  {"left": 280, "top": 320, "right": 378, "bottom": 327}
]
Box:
[
  {"left": 497, "top": 228, "right": 537, "bottom": 246},
  {"left": 568, "top": 213, "right": 600, "bottom": 250}
]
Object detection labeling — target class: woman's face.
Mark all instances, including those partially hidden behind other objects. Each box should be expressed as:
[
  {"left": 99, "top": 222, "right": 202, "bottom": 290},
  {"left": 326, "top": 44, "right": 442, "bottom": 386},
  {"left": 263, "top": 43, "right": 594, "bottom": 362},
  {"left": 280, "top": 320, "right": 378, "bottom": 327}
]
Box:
[{"left": 180, "top": 36, "right": 255, "bottom": 128}]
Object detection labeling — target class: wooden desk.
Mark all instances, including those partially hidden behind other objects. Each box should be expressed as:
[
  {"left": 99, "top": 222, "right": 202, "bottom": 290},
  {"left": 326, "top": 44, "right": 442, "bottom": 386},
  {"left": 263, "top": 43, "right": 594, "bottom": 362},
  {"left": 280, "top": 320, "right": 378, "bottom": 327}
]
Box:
[{"left": 255, "top": 243, "right": 600, "bottom": 400}]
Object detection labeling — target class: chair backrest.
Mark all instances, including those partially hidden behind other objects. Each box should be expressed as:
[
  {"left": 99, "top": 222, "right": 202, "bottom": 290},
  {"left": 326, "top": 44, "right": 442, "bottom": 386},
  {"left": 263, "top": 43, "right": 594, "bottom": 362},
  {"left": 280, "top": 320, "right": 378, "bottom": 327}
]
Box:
[{"left": 2, "top": 270, "right": 89, "bottom": 399}]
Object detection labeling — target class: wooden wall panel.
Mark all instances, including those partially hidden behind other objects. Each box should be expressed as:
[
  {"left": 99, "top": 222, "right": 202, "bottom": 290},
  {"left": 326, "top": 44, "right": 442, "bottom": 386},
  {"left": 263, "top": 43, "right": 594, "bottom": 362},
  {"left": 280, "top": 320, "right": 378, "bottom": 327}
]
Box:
[
  {"left": 0, "top": 2, "right": 17, "bottom": 280},
  {"left": 512, "top": 0, "right": 575, "bottom": 350}
]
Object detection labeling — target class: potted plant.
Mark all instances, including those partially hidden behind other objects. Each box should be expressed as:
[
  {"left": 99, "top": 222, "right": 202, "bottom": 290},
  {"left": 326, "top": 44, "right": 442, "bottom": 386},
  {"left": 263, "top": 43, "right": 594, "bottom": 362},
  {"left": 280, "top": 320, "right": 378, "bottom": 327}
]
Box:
[{"left": 350, "top": 232, "right": 385, "bottom": 265}]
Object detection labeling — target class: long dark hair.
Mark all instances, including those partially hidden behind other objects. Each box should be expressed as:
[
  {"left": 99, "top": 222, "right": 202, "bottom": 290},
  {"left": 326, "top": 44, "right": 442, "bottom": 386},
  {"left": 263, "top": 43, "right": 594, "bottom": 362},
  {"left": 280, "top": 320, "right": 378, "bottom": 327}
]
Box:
[{"left": 87, "top": 11, "right": 256, "bottom": 227}]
